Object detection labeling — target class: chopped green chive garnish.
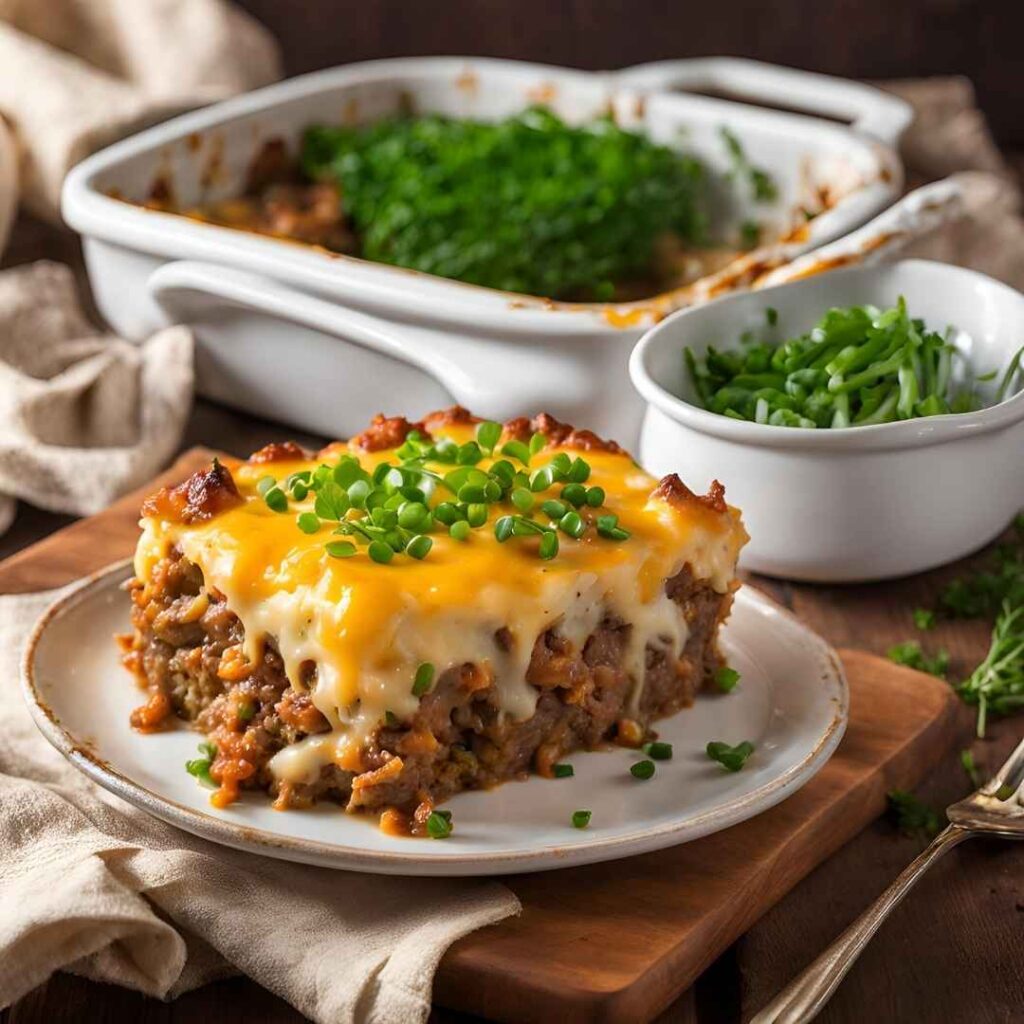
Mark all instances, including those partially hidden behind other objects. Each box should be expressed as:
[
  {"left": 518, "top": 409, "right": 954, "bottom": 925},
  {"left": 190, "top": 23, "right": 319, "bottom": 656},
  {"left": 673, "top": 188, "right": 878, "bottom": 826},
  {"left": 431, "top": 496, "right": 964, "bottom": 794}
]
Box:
[
  {"left": 630, "top": 759, "right": 656, "bottom": 780},
  {"left": 596, "top": 514, "right": 630, "bottom": 541},
  {"left": 561, "top": 483, "right": 588, "bottom": 507},
  {"left": 913, "top": 608, "right": 936, "bottom": 631},
  {"left": 511, "top": 487, "right": 535, "bottom": 512},
  {"left": 552, "top": 763, "right": 574, "bottom": 778},
  {"left": 501, "top": 439, "right": 532, "bottom": 465},
  {"left": 494, "top": 515, "right": 514, "bottom": 542},
  {"left": 714, "top": 666, "right": 741, "bottom": 692},
  {"left": 297, "top": 512, "right": 320, "bottom": 534},
  {"left": 571, "top": 809, "right": 592, "bottom": 829},
  {"left": 426, "top": 809, "right": 453, "bottom": 839},
  {"left": 264, "top": 487, "right": 288, "bottom": 513},
  {"left": 530, "top": 466, "right": 556, "bottom": 492},
  {"left": 367, "top": 540, "right": 394, "bottom": 564},
  {"left": 264, "top": 427, "right": 631, "bottom": 566},
  {"left": 185, "top": 741, "right": 217, "bottom": 787},
  {"left": 476, "top": 420, "right": 502, "bottom": 453},
  {"left": 539, "top": 531, "right": 559, "bottom": 560},
  {"left": 412, "top": 662, "right": 435, "bottom": 697},
  {"left": 642, "top": 741, "right": 673, "bottom": 760},
  {"left": 559, "top": 511, "right": 586, "bottom": 539},
  {"left": 686, "top": 296, "right": 1019, "bottom": 429},
  {"left": 406, "top": 534, "right": 432, "bottom": 560},
  {"left": 706, "top": 740, "right": 755, "bottom": 772}
]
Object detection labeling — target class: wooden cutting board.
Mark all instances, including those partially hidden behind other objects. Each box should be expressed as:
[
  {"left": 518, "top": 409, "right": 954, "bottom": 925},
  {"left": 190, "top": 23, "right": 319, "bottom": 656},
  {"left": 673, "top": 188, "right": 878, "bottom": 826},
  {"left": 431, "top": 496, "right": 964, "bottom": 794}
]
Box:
[{"left": 1, "top": 449, "right": 960, "bottom": 1024}]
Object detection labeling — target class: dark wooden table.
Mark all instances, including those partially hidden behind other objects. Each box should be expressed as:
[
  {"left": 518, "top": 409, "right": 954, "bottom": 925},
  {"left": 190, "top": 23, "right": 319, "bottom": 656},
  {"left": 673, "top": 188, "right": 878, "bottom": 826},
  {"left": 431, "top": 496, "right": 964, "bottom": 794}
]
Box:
[{"left": 2, "top": 218, "right": 1022, "bottom": 1023}]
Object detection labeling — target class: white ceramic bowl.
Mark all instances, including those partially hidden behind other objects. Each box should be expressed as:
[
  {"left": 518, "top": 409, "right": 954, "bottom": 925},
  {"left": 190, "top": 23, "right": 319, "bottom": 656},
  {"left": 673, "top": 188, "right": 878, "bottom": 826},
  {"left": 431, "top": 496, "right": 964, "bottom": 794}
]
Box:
[
  {"left": 61, "top": 56, "right": 909, "bottom": 442},
  {"left": 629, "top": 259, "right": 1024, "bottom": 582}
]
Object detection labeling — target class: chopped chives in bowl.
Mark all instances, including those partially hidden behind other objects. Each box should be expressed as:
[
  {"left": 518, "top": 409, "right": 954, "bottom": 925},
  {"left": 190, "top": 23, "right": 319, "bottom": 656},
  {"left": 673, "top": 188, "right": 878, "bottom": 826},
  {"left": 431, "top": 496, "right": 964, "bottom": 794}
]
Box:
[{"left": 685, "top": 298, "right": 1024, "bottom": 429}]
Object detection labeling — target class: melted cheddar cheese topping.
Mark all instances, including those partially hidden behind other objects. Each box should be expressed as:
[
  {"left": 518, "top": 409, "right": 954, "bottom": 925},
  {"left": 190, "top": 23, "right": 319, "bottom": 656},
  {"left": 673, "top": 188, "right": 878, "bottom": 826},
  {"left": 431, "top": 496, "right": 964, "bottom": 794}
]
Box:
[{"left": 134, "top": 421, "right": 747, "bottom": 786}]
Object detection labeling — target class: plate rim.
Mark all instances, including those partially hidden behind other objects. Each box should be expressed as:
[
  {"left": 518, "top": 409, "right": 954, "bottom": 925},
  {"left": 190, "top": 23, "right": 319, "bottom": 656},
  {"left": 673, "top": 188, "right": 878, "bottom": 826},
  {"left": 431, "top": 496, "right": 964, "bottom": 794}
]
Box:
[{"left": 21, "top": 558, "right": 849, "bottom": 876}]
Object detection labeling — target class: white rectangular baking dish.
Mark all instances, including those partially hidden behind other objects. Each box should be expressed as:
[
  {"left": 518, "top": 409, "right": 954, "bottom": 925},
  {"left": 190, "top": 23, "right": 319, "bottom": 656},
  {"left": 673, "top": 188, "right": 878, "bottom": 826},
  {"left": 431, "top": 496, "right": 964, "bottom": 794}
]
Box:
[{"left": 62, "top": 56, "right": 912, "bottom": 442}]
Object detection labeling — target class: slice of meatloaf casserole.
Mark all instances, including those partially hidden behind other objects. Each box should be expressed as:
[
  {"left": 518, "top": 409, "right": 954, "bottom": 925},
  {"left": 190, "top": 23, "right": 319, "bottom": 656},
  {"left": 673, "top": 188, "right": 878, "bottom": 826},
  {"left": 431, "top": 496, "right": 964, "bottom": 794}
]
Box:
[{"left": 122, "top": 408, "right": 748, "bottom": 835}]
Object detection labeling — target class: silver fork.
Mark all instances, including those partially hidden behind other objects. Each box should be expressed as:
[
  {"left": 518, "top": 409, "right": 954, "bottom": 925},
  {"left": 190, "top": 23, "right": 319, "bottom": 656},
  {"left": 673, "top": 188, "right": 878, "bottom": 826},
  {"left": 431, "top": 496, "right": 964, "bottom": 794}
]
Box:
[{"left": 751, "top": 737, "right": 1024, "bottom": 1024}]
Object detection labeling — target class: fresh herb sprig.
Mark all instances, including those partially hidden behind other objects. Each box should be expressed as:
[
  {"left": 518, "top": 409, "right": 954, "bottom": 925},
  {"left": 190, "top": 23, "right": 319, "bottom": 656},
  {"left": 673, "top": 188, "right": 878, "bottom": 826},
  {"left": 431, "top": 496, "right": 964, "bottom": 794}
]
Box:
[
  {"left": 255, "top": 420, "right": 628, "bottom": 566},
  {"left": 685, "top": 298, "right": 1020, "bottom": 429},
  {"left": 918, "top": 513, "right": 1024, "bottom": 737},
  {"left": 887, "top": 641, "right": 950, "bottom": 679},
  {"left": 957, "top": 601, "right": 1024, "bottom": 737},
  {"left": 302, "top": 107, "right": 709, "bottom": 300}
]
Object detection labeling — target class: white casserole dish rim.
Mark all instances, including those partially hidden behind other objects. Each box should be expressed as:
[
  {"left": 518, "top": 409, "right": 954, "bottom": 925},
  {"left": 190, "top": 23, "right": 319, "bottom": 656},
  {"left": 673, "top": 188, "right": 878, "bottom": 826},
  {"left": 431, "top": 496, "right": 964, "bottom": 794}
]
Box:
[{"left": 61, "top": 55, "right": 909, "bottom": 337}]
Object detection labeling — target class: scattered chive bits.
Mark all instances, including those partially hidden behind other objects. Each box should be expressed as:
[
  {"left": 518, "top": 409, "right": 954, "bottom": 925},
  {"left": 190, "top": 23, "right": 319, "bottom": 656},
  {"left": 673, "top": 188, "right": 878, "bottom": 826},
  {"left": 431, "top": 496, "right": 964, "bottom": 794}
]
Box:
[
  {"left": 412, "top": 662, "right": 435, "bottom": 697},
  {"left": 426, "top": 809, "right": 453, "bottom": 839},
  {"left": 254, "top": 419, "right": 634, "bottom": 566},
  {"left": 714, "top": 666, "right": 740, "bottom": 692},
  {"left": 185, "top": 742, "right": 217, "bottom": 787},
  {"left": 685, "top": 297, "right": 1024, "bottom": 428},
  {"left": 960, "top": 749, "right": 982, "bottom": 788},
  {"left": 706, "top": 740, "right": 755, "bottom": 772},
  {"left": 886, "top": 641, "right": 949, "bottom": 679},
  {"left": 572, "top": 810, "right": 592, "bottom": 829},
  {"left": 913, "top": 608, "right": 936, "bottom": 631},
  {"left": 630, "top": 759, "right": 656, "bottom": 780},
  {"left": 642, "top": 741, "right": 673, "bottom": 761},
  {"left": 552, "top": 763, "right": 574, "bottom": 778}
]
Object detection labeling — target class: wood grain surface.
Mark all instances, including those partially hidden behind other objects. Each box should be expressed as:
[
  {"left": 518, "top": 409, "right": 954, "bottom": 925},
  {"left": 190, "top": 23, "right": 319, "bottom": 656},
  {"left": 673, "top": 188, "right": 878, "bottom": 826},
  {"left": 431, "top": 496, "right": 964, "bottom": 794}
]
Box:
[
  {"left": 4, "top": 188, "right": 1024, "bottom": 1019},
  {"left": 0, "top": 448, "right": 961, "bottom": 1024}
]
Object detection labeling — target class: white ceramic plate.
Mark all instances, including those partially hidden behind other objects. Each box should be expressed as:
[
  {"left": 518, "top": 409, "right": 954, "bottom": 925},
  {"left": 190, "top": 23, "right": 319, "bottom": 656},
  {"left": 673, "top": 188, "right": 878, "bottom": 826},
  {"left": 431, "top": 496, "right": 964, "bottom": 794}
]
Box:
[{"left": 23, "top": 561, "right": 847, "bottom": 876}]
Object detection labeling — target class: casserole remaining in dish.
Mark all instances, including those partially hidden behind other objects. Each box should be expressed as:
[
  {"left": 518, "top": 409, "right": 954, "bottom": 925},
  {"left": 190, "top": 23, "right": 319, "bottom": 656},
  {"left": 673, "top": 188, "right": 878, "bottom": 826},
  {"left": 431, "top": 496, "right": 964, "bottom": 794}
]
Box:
[
  {"left": 122, "top": 408, "right": 748, "bottom": 835},
  {"left": 63, "top": 56, "right": 909, "bottom": 440}
]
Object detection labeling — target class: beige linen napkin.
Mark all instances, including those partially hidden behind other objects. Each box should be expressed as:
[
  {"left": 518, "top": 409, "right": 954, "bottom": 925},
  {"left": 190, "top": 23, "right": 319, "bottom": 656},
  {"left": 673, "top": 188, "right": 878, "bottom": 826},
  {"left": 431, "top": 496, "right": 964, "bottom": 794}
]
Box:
[
  {"left": 882, "top": 77, "right": 1024, "bottom": 290},
  {"left": 0, "top": 584, "right": 520, "bottom": 1020},
  {"left": 0, "top": 0, "right": 281, "bottom": 219},
  {"left": 0, "top": 262, "right": 194, "bottom": 526},
  {"left": 0, "top": 0, "right": 281, "bottom": 536}
]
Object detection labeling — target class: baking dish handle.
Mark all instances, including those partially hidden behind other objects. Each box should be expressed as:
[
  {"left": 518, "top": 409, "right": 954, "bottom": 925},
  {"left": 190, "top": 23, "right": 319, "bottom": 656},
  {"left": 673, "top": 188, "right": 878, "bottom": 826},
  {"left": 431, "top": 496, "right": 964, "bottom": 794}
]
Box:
[
  {"left": 611, "top": 57, "right": 913, "bottom": 147},
  {"left": 754, "top": 176, "right": 964, "bottom": 289},
  {"left": 145, "top": 260, "right": 556, "bottom": 414}
]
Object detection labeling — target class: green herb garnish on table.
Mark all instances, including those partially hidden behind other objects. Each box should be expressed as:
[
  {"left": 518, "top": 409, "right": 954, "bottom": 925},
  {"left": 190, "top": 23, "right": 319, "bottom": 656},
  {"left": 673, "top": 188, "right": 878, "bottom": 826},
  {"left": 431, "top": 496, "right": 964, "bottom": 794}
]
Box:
[
  {"left": 301, "top": 107, "right": 708, "bottom": 300},
  {"left": 919, "top": 513, "right": 1024, "bottom": 737},
  {"left": 887, "top": 789, "right": 943, "bottom": 839},
  {"left": 886, "top": 640, "right": 950, "bottom": 679},
  {"left": 685, "top": 297, "right": 1023, "bottom": 428}
]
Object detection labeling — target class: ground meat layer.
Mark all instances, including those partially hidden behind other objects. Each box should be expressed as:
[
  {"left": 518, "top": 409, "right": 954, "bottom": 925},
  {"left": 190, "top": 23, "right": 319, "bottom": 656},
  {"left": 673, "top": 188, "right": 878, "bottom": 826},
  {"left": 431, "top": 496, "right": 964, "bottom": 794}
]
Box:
[{"left": 123, "top": 549, "right": 734, "bottom": 831}]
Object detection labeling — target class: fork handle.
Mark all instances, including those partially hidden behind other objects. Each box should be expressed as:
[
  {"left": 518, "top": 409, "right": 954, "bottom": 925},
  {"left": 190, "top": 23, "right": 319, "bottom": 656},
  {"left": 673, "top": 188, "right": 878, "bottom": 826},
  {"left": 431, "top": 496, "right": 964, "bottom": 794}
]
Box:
[{"left": 749, "top": 824, "right": 972, "bottom": 1024}]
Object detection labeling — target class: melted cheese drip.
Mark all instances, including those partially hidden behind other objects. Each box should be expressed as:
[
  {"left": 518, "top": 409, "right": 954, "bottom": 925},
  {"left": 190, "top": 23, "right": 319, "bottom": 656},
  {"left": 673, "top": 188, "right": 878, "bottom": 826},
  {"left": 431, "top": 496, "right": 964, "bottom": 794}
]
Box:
[{"left": 134, "top": 425, "right": 746, "bottom": 786}]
